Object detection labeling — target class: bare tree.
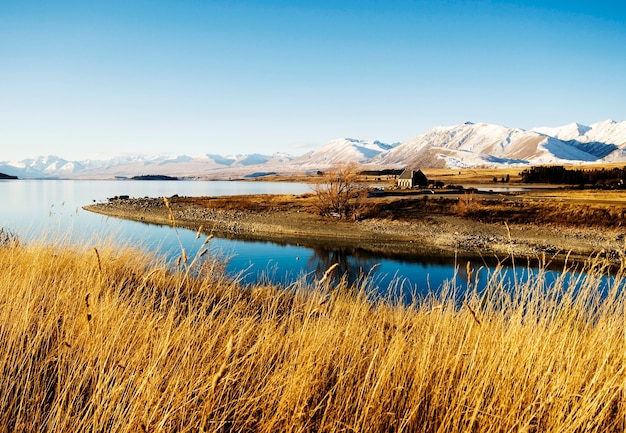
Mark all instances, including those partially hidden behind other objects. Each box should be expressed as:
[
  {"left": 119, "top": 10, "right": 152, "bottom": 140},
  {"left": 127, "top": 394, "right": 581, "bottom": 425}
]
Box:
[{"left": 311, "top": 163, "right": 364, "bottom": 219}]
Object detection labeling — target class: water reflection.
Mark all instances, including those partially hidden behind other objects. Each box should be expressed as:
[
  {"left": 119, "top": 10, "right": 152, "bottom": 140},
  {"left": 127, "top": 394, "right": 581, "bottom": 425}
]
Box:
[
  {"left": 305, "top": 245, "right": 381, "bottom": 285},
  {"left": 223, "top": 236, "right": 469, "bottom": 299},
  {"left": 224, "top": 236, "right": 599, "bottom": 304},
  {"left": 1, "top": 179, "right": 613, "bottom": 300}
]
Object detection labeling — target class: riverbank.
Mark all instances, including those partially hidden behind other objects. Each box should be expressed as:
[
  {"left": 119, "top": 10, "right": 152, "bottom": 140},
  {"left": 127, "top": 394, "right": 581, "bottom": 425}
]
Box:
[{"left": 83, "top": 191, "right": 626, "bottom": 264}]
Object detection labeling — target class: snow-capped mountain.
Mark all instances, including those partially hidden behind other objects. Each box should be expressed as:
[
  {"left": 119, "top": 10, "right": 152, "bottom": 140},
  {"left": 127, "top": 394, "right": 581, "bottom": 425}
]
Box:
[
  {"left": 290, "top": 138, "right": 396, "bottom": 169},
  {"left": 532, "top": 119, "right": 626, "bottom": 162},
  {"left": 70, "top": 153, "right": 295, "bottom": 179},
  {"left": 0, "top": 152, "right": 297, "bottom": 179},
  {"left": 533, "top": 120, "right": 626, "bottom": 146},
  {"left": 0, "top": 155, "right": 87, "bottom": 178},
  {"left": 371, "top": 121, "right": 609, "bottom": 169},
  {"left": 3, "top": 119, "right": 626, "bottom": 179}
]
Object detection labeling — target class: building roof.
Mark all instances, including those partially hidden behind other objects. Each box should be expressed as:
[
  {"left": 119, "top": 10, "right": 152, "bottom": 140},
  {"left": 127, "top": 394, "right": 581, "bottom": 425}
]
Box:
[{"left": 398, "top": 169, "right": 414, "bottom": 179}]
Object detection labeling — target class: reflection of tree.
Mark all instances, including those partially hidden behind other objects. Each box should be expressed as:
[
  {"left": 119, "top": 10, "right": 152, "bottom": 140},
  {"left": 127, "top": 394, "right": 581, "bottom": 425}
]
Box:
[{"left": 307, "top": 245, "right": 380, "bottom": 287}]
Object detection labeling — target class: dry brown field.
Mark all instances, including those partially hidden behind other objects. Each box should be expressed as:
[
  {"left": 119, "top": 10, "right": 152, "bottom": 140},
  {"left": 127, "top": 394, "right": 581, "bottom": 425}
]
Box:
[
  {"left": 260, "top": 163, "right": 626, "bottom": 187},
  {"left": 1, "top": 237, "right": 625, "bottom": 432}
]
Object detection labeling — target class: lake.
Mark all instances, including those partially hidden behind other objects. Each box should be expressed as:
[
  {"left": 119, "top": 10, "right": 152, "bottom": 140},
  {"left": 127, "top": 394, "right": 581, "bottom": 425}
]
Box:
[{"left": 1, "top": 179, "right": 565, "bottom": 298}]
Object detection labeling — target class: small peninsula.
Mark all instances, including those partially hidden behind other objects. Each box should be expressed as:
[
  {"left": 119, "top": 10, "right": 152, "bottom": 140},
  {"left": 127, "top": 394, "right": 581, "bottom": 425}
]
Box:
[
  {"left": 0, "top": 173, "right": 18, "bottom": 180},
  {"left": 84, "top": 188, "right": 626, "bottom": 265}
]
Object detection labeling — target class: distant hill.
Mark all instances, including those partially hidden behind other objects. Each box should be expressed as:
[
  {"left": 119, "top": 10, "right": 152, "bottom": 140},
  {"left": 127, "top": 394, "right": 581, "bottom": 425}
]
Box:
[
  {"left": 2, "top": 119, "right": 626, "bottom": 179},
  {"left": 0, "top": 172, "right": 18, "bottom": 180},
  {"left": 130, "top": 175, "right": 178, "bottom": 181}
]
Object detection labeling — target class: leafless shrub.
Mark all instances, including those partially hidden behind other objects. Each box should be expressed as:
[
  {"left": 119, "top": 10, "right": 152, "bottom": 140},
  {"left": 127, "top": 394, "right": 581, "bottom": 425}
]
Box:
[
  {"left": 456, "top": 191, "right": 483, "bottom": 216},
  {"left": 311, "top": 163, "right": 365, "bottom": 219}
]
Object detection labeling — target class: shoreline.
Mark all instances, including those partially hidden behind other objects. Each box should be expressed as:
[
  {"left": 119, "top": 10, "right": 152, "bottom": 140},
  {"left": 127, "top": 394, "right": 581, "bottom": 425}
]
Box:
[{"left": 83, "top": 194, "right": 626, "bottom": 266}]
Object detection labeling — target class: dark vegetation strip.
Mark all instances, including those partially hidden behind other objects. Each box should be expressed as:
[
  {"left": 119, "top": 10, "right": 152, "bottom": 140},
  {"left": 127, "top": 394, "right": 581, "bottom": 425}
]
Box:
[{"left": 521, "top": 165, "right": 626, "bottom": 187}]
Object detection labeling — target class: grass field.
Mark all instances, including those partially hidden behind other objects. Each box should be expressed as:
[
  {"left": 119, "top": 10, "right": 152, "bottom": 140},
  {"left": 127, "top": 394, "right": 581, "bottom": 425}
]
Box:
[{"left": 1, "top": 234, "right": 625, "bottom": 432}]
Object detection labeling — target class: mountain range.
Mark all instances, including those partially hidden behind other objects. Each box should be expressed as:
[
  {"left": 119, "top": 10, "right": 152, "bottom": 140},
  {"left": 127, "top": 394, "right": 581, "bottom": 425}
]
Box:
[{"left": 2, "top": 120, "right": 626, "bottom": 179}]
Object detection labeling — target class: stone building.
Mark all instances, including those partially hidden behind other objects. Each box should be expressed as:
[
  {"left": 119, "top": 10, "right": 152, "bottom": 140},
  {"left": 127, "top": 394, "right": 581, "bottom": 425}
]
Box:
[{"left": 397, "top": 169, "right": 428, "bottom": 189}]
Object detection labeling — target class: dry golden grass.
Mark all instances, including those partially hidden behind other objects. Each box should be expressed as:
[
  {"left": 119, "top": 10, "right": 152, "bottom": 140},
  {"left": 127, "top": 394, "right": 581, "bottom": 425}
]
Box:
[
  {"left": 171, "top": 186, "right": 626, "bottom": 229},
  {"left": 1, "top": 236, "right": 626, "bottom": 432},
  {"left": 453, "top": 197, "right": 626, "bottom": 227},
  {"left": 252, "top": 167, "right": 524, "bottom": 186},
  {"left": 177, "top": 193, "right": 318, "bottom": 213},
  {"left": 421, "top": 167, "right": 524, "bottom": 185}
]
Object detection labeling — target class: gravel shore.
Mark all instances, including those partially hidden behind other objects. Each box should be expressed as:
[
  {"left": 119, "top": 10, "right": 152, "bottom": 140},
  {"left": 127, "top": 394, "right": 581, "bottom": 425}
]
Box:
[{"left": 84, "top": 196, "right": 626, "bottom": 264}]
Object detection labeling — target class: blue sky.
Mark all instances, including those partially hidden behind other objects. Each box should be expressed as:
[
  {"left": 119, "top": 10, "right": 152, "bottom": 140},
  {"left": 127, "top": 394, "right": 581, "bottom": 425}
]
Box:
[{"left": 1, "top": 0, "right": 625, "bottom": 161}]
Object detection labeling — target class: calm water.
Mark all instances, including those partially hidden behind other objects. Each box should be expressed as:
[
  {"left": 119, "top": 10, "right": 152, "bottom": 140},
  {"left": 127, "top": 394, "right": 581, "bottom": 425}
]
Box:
[{"left": 1, "top": 179, "right": 566, "bottom": 298}]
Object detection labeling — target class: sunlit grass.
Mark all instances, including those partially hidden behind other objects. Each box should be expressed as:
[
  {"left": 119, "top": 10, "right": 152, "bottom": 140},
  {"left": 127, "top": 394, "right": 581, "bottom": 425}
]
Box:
[{"left": 1, "top": 236, "right": 625, "bottom": 432}]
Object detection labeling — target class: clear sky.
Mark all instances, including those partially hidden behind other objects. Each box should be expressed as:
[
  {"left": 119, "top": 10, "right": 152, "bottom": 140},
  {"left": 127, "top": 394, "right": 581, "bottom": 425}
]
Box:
[{"left": 1, "top": 0, "right": 625, "bottom": 161}]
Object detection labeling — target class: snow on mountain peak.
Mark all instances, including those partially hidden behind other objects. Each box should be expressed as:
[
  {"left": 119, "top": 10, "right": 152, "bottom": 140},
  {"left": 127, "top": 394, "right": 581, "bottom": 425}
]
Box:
[
  {"left": 592, "top": 119, "right": 617, "bottom": 128},
  {"left": 290, "top": 137, "right": 393, "bottom": 168},
  {"left": 533, "top": 122, "right": 591, "bottom": 141},
  {"left": 373, "top": 120, "right": 624, "bottom": 169},
  {"left": 533, "top": 120, "right": 626, "bottom": 148},
  {"left": 4, "top": 119, "right": 626, "bottom": 178}
]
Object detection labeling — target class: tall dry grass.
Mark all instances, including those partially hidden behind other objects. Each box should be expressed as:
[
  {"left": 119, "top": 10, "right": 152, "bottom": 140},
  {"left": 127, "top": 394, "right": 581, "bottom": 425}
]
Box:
[{"left": 1, "top": 236, "right": 625, "bottom": 432}]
